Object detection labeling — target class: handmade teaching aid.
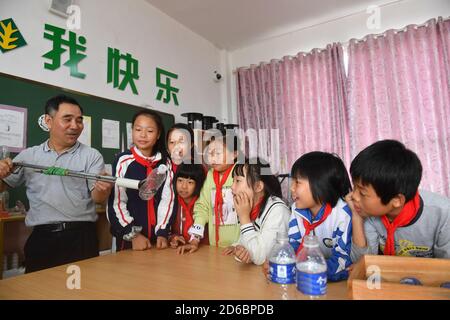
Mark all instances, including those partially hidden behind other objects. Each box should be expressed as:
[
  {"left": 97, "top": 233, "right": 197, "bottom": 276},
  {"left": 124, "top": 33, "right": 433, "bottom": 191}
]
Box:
[{"left": 348, "top": 255, "right": 450, "bottom": 300}]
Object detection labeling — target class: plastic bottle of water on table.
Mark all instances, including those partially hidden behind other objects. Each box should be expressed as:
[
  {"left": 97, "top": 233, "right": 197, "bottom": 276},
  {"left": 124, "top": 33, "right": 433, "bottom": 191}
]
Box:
[
  {"left": 268, "top": 232, "right": 296, "bottom": 299},
  {"left": 296, "top": 234, "right": 327, "bottom": 299}
]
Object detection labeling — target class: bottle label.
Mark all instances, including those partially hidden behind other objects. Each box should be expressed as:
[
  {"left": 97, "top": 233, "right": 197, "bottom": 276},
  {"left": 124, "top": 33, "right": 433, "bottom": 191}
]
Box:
[
  {"left": 296, "top": 271, "right": 327, "bottom": 296},
  {"left": 269, "top": 262, "right": 296, "bottom": 284}
]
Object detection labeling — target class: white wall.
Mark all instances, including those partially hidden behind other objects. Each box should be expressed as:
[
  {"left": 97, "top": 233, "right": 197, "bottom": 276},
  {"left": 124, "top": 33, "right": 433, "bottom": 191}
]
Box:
[
  {"left": 3, "top": 0, "right": 449, "bottom": 125},
  {"left": 0, "top": 0, "right": 225, "bottom": 123},
  {"left": 228, "top": 0, "right": 450, "bottom": 122}
]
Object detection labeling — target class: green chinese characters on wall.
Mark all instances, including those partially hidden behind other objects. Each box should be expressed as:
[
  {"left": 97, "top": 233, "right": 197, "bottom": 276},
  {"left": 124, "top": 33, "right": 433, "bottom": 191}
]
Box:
[{"left": 42, "top": 24, "right": 87, "bottom": 79}]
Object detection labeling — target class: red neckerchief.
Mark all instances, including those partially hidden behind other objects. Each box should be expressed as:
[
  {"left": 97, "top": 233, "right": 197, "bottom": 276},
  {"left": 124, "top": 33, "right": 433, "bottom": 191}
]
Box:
[
  {"left": 131, "top": 146, "right": 159, "bottom": 239},
  {"left": 250, "top": 198, "right": 265, "bottom": 221},
  {"left": 381, "top": 192, "right": 420, "bottom": 256},
  {"left": 296, "top": 203, "right": 333, "bottom": 255},
  {"left": 213, "top": 165, "right": 234, "bottom": 247},
  {"left": 177, "top": 195, "right": 198, "bottom": 240},
  {"left": 171, "top": 160, "right": 178, "bottom": 174}
]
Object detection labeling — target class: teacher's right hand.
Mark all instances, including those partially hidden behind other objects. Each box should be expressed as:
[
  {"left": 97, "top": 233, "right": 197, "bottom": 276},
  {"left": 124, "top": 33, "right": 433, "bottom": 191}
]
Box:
[{"left": 0, "top": 158, "right": 13, "bottom": 179}]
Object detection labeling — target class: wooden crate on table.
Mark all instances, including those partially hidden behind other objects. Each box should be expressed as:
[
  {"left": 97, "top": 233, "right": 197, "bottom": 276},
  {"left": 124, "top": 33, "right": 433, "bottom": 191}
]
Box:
[{"left": 347, "top": 255, "right": 450, "bottom": 300}]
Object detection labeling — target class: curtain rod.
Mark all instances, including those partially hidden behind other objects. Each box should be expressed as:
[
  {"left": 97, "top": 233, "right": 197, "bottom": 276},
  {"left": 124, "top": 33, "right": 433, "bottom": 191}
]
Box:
[
  {"left": 233, "top": 15, "right": 450, "bottom": 74},
  {"left": 343, "top": 15, "right": 450, "bottom": 46}
]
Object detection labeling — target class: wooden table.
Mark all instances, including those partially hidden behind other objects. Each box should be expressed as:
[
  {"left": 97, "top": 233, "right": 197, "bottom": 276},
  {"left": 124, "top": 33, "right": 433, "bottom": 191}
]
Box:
[{"left": 0, "top": 246, "right": 349, "bottom": 299}]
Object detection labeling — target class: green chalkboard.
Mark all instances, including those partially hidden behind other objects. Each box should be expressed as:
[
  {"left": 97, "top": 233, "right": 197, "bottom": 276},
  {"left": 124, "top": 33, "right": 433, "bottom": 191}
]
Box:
[{"left": 0, "top": 72, "right": 174, "bottom": 208}]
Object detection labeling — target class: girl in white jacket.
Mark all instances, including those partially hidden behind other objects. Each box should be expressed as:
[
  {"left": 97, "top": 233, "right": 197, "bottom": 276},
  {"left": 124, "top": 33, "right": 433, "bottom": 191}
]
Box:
[{"left": 222, "top": 158, "right": 291, "bottom": 265}]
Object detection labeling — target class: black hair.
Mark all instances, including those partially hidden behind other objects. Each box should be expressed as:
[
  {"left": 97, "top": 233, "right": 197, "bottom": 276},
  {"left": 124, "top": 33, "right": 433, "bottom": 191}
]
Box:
[
  {"left": 291, "top": 151, "right": 351, "bottom": 207},
  {"left": 166, "top": 123, "right": 196, "bottom": 162},
  {"left": 350, "top": 139, "right": 422, "bottom": 204},
  {"left": 131, "top": 109, "right": 167, "bottom": 159},
  {"left": 205, "top": 129, "right": 241, "bottom": 163},
  {"left": 232, "top": 157, "right": 282, "bottom": 217},
  {"left": 173, "top": 163, "right": 206, "bottom": 197},
  {"left": 45, "top": 94, "right": 83, "bottom": 115}
]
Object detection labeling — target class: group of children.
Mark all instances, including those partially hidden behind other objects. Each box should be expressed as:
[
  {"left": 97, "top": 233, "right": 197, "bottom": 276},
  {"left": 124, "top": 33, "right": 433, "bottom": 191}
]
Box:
[{"left": 107, "top": 110, "right": 450, "bottom": 283}]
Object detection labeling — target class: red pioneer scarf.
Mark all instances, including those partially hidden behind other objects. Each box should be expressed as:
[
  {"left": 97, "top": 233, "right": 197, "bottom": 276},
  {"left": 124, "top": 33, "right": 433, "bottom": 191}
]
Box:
[
  {"left": 381, "top": 192, "right": 420, "bottom": 256},
  {"left": 131, "top": 146, "right": 159, "bottom": 239},
  {"left": 177, "top": 195, "right": 198, "bottom": 240},
  {"left": 250, "top": 198, "right": 265, "bottom": 221},
  {"left": 296, "top": 203, "right": 333, "bottom": 255},
  {"left": 171, "top": 160, "right": 178, "bottom": 175},
  {"left": 213, "top": 165, "right": 234, "bottom": 247}
]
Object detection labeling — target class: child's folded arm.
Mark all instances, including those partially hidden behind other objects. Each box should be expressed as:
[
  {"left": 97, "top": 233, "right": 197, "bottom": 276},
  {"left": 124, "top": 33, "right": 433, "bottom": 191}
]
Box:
[
  {"left": 239, "top": 223, "right": 264, "bottom": 264},
  {"left": 434, "top": 212, "right": 450, "bottom": 258},
  {"left": 107, "top": 157, "right": 136, "bottom": 238},
  {"left": 107, "top": 184, "right": 137, "bottom": 238},
  {"left": 350, "top": 244, "right": 369, "bottom": 263},
  {"left": 326, "top": 218, "right": 353, "bottom": 282},
  {"left": 240, "top": 207, "right": 290, "bottom": 266},
  {"left": 189, "top": 180, "right": 212, "bottom": 238},
  {"left": 350, "top": 218, "right": 380, "bottom": 262}
]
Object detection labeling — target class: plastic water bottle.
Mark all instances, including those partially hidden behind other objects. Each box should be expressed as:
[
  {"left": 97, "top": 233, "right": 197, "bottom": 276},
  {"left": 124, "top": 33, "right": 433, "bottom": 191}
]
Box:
[
  {"left": 268, "top": 233, "right": 296, "bottom": 299},
  {"left": 3, "top": 254, "right": 8, "bottom": 271},
  {"left": 0, "top": 145, "right": 9, "bottom": 159},
  {"left": 2, "top": 190, "right": 9, "bottom": 210},
  {"left": 0, "top": 190, "right": 8, "bottom": 212},
  {"left": 268, "top": 232, "right": 296, "bottom": 299},
  {"left": 296, "top": 235, "right": 327, "bottom": 298},
  {"left": 139, "top": 164, "right": 168, "bottom": 200},
  {"left": 10, "top": 252, "right": 19, "bottom": 270}
]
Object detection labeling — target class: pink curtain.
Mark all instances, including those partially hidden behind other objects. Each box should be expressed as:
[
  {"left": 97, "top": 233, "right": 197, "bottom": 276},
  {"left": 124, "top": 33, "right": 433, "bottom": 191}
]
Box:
[
  {"left": 237, "top": 43, "right": 349, "bottom": 178},
  {"left": 347, "top": 17, "right": 450, "bottom": 196}
]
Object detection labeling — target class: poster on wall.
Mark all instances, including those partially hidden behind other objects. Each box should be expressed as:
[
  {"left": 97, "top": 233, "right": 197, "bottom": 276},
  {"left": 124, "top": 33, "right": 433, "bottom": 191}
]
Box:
[
  {"left": 78, "top": 115, "right": 91, "bottom": 146},
  {"left": 102, "top": 118, "right": 120, "bottom": 149},
  {"left": 126, "top": 122, "right": 132, "bottom": 149},
  {"left": 0, "top": 104, "right": 27, "bottom": 153}
]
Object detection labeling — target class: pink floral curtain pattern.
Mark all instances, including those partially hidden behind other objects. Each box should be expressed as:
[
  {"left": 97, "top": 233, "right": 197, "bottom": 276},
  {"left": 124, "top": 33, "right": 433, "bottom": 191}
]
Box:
[
  {"left": 347, "top": 17, "right": 450, "bottom": 196},
  {"left": 236, "top": 43, "right": 349, "bottom": 177}
]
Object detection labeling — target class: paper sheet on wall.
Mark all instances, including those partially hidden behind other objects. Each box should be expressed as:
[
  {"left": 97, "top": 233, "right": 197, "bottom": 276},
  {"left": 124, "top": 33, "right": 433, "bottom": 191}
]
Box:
[
  {"left": 0, "top": 105, "right": 27, "bottom": 152},
  {"left": 78, "top": 115, "right": 91, "bottom": 146},
  {"left": 126, "top": 122, "right": 133, "bottom": 149},
  {"left": 102, "top": 119, "right": 120, "bottom": 149}
]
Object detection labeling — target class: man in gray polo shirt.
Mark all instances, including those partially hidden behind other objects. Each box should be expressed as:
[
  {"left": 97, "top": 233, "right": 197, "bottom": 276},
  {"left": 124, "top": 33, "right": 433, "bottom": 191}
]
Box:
[{"left": 0, "top": 95, "right": 112, "bottom": 273}]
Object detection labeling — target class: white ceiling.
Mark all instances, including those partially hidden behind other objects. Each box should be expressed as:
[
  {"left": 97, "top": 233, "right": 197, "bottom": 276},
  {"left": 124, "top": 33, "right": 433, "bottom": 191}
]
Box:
[{"left": 145, "top": 0, "right": 398, "bottom": 50}]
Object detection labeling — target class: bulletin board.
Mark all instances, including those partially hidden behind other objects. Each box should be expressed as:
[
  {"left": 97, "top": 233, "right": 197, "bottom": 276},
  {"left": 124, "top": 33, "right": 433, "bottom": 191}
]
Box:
[{"left": 0, "top": 72, "right": 175, "bottom": 208}]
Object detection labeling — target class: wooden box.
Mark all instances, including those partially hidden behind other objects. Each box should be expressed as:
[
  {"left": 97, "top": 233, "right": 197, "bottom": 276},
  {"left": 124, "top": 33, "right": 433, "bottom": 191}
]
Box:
[{"left": 347, "top": 255, "right": 450, "bottom": 300}]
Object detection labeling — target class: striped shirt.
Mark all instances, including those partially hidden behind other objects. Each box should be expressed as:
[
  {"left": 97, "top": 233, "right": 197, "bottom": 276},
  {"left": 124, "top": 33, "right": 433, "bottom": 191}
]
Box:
[
  {"left": 288, "top": 198, "right": 353, "bottom": 282},
  {"left": 107, "top": 147, "right": 175, "bottom": 240}
]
